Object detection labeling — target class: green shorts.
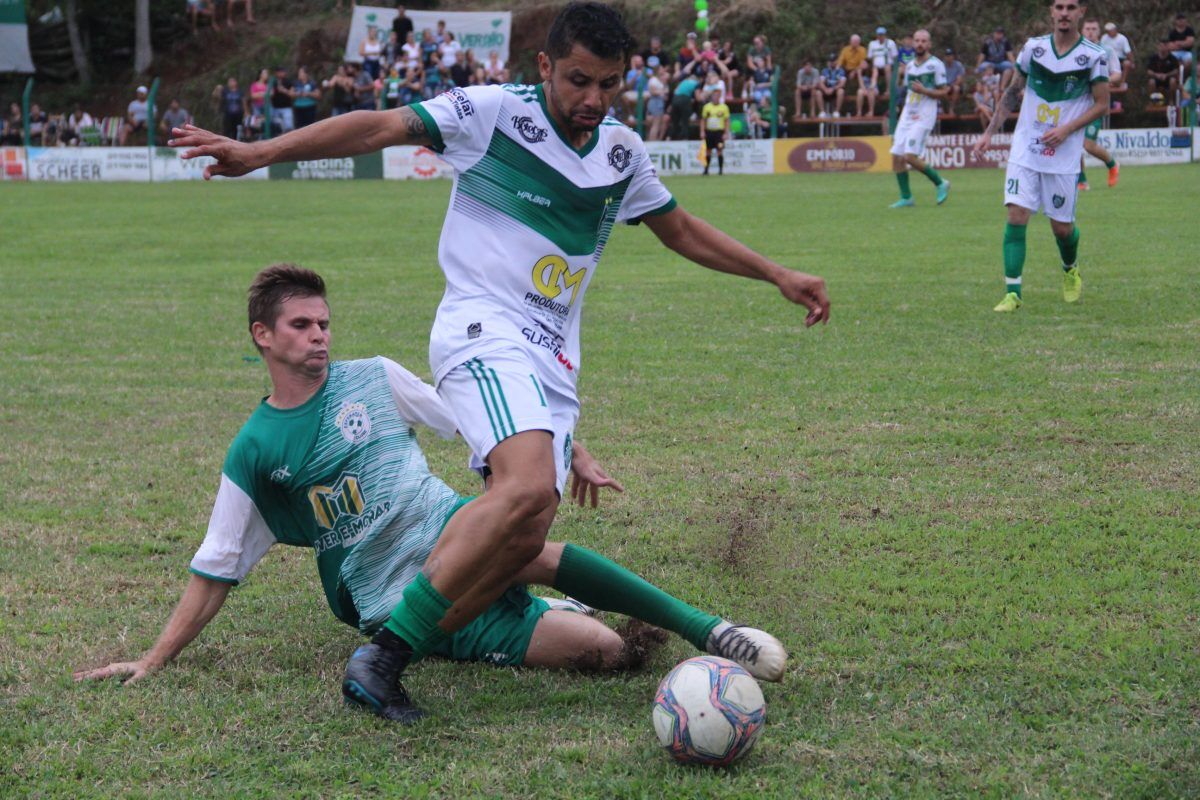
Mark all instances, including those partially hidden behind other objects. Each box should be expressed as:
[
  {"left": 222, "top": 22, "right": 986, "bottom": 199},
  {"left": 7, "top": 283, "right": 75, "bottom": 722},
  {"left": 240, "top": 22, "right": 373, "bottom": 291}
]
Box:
[
  {"left": 430, "top": 586, "right": 550, "bottom": 666},
  {"left": 1084, "top": 117, "right": 1102, "bottom": 141}
]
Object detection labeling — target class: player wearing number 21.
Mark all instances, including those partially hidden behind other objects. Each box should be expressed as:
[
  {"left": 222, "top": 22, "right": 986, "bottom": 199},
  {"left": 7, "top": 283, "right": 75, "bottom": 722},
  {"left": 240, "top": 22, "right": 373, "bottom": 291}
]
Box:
[
  {"left": 169, "top": 2, "right": 829, "bottom": 720},
  {"left": 972, "top": 0, "right": 1110, "bottom": 312}
]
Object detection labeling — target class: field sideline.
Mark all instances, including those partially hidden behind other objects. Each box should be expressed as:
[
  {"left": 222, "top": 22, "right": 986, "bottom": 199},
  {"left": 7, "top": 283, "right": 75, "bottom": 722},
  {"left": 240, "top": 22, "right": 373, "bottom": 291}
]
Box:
[{"left": 1, "top": 166, "right": 1197, "bottom": 797}]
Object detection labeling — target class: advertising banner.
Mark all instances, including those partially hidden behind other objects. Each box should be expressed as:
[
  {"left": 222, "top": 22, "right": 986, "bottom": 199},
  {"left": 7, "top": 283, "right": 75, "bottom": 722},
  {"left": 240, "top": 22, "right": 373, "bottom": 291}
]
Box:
[
  {"left": 1084, "top": 127, "right": 1193, "bottom": 167},
  {"left": 151, "top": 148, "right": 268, "bottom": 181},
  {"left": 268, "top": 152, "right": 383, "bottom": 180},
  {"left": 923, "top": 133, "right": 1012, "bottom": 169},
  {"left": 0, "top": 0, "right": 34, "bottom": 73},
  {"left": 643, "top": 139, "right": 773, "bottom": 176},
  {"left": 1, "top": 146, "right": 25, "bottom": 180},
  {"left": 347, "top": 7, "right": 511, "bottom": 66},
  {"left": 382, "top": 145, "right": 454, "bottom": 180},
  {"left": 26, "top": 147, "right": 150, "bottom": 181},
  {"left": 773, "top": 137, "right": 893, "bottom": 174}
]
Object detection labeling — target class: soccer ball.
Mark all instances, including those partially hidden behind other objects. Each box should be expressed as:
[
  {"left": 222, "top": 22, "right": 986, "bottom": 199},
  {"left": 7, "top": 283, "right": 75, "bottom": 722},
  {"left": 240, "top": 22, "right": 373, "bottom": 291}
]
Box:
[{"left": 651, "top": 655, "right": 766, "bottom": 766}]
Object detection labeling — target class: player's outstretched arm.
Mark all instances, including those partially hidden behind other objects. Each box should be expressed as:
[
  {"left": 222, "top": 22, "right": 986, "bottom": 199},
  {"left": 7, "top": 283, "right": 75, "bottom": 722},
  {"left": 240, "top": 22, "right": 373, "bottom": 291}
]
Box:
[
  {"left": 73, "top": 574, "right": 231, "bottom": 684},
  {"left": 169, "top": 106, "right": 433, "bottom": 180},
  {"left": 972, "top": 71, "right": 1025, "bottom": 158},
  {"left": 643, "top": 207, "right": 830, "bottom": 326}
]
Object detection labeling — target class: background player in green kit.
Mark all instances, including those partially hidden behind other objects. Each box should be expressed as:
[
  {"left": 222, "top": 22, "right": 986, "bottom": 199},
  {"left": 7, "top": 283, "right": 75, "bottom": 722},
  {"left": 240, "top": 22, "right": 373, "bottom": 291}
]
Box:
[
  {"left": 1077, "top": 18, "right": 1120, "bottom": 191},
  {"left": 888, "top": 30, "right": 952, "bottom": 209},
  {"left": 972, "top": 0, "right": 1110, "bottom": 312},
  {"left": 74, "top": 265, "right": 788, "bottom": 722},
  {"left": 169, "top": 2, "right": 828, "bottom": 720}
]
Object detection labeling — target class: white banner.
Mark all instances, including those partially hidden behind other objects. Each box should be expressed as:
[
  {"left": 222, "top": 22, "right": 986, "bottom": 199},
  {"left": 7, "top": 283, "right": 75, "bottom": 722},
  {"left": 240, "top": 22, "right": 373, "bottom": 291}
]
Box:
[
  {"left": 0, "top": 0, "right": 35, "bottom": 73},
  {"left": 26, "top": 147, "right": 150, "bottom": 181},
  {"left": 382, "top": 145, "right": 454, "bottom": 180},
  {"left": 347, "top": 7, "right": 511, "bottom": 65},
  {"left": 1084, "top": 127, "right": 1194, "bottom": 167},
  {"left": 151, "top": 148, "right": 268, "bottom": 182},
  {"left": 643, "top": 139, "right": 774, "bottom": 176}
]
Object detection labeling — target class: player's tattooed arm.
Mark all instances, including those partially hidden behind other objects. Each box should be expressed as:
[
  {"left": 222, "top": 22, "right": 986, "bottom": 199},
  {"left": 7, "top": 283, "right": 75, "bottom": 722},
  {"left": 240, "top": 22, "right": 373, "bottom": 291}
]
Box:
[
  {"left": 973, "top": 72, "right": 1024, "bottom": 156},
  {"left": 396, "top": 105, "right": 434, "bottom": 148}
]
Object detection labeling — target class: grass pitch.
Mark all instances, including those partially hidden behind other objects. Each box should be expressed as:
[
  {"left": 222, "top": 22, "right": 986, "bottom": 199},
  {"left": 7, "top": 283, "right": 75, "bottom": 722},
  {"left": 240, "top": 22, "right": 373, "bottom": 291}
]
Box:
[{"left": 1, "top": 165, "right": 1198, "bottom": 798}]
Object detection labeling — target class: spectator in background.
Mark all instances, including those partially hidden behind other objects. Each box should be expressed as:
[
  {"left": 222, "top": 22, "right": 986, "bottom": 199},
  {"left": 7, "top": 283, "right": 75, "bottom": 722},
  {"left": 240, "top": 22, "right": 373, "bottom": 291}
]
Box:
[
  {"left": 817, "top": 53, "right": 846, "bottom": 117},
  {"left": 64, "top": 104, "right": 94, "bottom": 145},
  {"left": 976, "top": 27, "right": 1015, "bottom": 90},
  {"left": 1103, "top": 22, "right": 1133, "bottom": 88},
  {"left": 703, "top": 60, "right": 730, "bottom": 104},
  {"left": 1146, "top": 39, "right": 1180, "bottom": 101},
  {"left": 459, "top": 50, "right": 478, "bottom": 86},
  {"left": 361, "top": 25, "right": 384, "bottom": 80},
  {"left": 449, "top": 42, "right": 471, "bottom": 88},
  {"left": 324, "top": 64, "right": 355, "bottom": 116},
  {"left": 641, "top": 36, "right": 666, "bottom": 69},
  {"left": 717, "top": 40, "right": 741, "bottom": 82},
  {"left": 1168, "top": 13, "right": 1195, "bottom": 65},
  {"left": 401, "top": 31, "right": 421, "bottom": 72},
  {"left": 645, "top": 63, "right": 669, "bottom": 140},
  {"left": 973, "top": 64, "right": 997, "bottom": 130},
  {"left": 401, "top": 60, "right": 424, "bottom": 104},
  {"left": 1085, "top": 20, "right": 1123, "bottom": 91},
  {"left": 700, "top": 86, "right": 730, "bottom": 175},
  {"left": 271, "top": 66, "right": 295, "bottom": 133},
  {"left": 484, "top": 50, "right": 507, "bottom": 84},
  {"left": 423, "top": 52, "right": 446, "bottom": 99},
  {"left": 26, "top": 103, "right": 48, "bottom": 145},
  {"left": 868, "top": 27, "right": 898, "bottom": 97},
  {"left": 392, "top": 4, "right": 413, "bottom": 43},
  {"left": 292, "top": 67, "right": 320, "bottom": 127},
  {"left": 855, "top": 64, "right": 880, "bottom": 117},
  {"left": 187, "top": 0, "right": 216, "bottom": 33},
  {"left": 669, "top": 69, "right": 702, "bottom": 140},
  {"left": 221, "top": 0, "right": 255, "bottom": 28},
  {"left": 897, "top": 34, "right": 915, "bottom": 68},
  {"left": 249, "top": 68, "right": 269, "bottom": 119},
  {"left": 942, "top": 48, "right": 965, "bottom": 112},
  {"left": 420, "top": 29, "right": 439, "bottom": 68},
  {"left": 119, "top": 85, "right": 150, "bottom": 145},
  {"left": 836, "top": 33, "right": 868, "bottom": 97},
  {"left": 1, "top": 102, "right": 21, "bottom": 145},
  {"left": 795, "top": 58, "right": 819, "bottom": 118},
  {"left": 384, "top": 31, "right": 402, "bottom": 67},
  {"left": 748, "top": 34, "right": 772, "bottom": 70},
  {"left": 440, "top": 32, "right": 462, "bottom": 74},
  {"left": 352, "top": 61, "right": 378, "bottom": 109},
  {"left": 213, "top": 77, "right": 246, "bottom": 140},
  {"left": 434, "top": 19, "right": 448, "bottom": 45},
  {"left": 160, "top": 99, "right": 192, "bottom": 137},
  {"left": 381, "top": 63, "right": 405, "bottom": 109},
  {"left": 621, "top": 54, "right": 652, "bottom": 120},
  {"left": 677, "top": 32, "right": 699, "bottom": 78},
  {"left": 747, "top": 56, "right": 772, "bottom": 106}
]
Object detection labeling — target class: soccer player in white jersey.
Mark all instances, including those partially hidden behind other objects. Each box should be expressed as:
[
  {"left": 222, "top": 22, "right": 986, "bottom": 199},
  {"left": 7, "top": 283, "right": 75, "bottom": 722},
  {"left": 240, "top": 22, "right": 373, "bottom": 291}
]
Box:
[
  {"left": 888, "top": 30, "right": 952, "bottom": 208},
  {"left": 972, "top": 0, "right": 1110, "bottom": 312},
  {"left": 74, "top": 265, "right": 788, "bottom": 722},
  {"left": 169, "top": 3, "right": 825, "bottom": 720},
  {"left": 1076, "top": 18, "right": 1120, "bottom": 191}
]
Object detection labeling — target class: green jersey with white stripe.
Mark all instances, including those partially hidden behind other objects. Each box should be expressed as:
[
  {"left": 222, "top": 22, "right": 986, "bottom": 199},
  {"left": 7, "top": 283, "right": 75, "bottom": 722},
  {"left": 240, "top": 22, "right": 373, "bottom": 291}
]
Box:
[
  {"left": 411, "top": 85, "right": 675, "bottom": 397},
  {"left": 189, "top": 357, "right": 459, "bottom": 632},
  {"left": 1010, "top": 34, "right": 1108, "bottom": 174}
]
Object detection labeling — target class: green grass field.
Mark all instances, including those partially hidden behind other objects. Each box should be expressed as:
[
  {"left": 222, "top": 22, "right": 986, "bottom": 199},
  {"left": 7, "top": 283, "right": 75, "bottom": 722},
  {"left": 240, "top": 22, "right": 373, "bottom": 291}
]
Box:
[{"left": 2, "top": 165, "right": 1198, "bottom": 798}]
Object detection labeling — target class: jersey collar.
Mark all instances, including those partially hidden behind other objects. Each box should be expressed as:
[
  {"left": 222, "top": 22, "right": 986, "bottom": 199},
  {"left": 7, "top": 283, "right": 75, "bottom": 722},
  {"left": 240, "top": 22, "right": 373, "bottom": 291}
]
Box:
[
  {"left": 536, "top": 83, "right": 600, "bottom": 159},
  {"left": 1051, "top": 34, "right": 1085, "bottom": 60}
]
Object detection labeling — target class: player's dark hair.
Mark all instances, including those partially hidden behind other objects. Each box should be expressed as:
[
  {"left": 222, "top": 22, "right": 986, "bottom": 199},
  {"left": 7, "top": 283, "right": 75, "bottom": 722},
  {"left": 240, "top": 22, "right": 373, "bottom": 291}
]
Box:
[
  {"left": 544, "top": 2, "right": 635, "bottom": 63},
  {"left": 247, "top": 263, "right": 327, "bottom": 351}
]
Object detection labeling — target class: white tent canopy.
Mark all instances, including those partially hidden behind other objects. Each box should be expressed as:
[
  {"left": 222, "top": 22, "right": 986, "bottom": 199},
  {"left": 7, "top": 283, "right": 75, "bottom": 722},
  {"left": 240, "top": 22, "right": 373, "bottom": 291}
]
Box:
[{"left": 0, "top": 0, "right": 34, "bottom": 73}]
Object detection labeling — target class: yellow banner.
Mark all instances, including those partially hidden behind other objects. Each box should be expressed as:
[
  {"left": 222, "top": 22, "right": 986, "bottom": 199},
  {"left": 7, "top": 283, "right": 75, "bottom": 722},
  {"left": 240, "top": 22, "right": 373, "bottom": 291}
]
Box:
[{"left": 774, "top": 137, "right": 893, "bottom": 174}]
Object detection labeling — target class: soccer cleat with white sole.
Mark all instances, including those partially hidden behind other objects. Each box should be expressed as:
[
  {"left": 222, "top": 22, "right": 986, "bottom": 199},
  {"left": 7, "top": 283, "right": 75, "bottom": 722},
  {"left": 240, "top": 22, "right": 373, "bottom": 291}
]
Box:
[
  {"left": 936, "top": 180, "right": 951, "bottom": 205},
  {"left": 705, "top": 622, "right": 788, "bottom": 682},
  {"left": 889, "top": 197, "right": 915, "bottom": 209},
  {"left": 540, "top": 596, "right": 598, "bottom": 616}
]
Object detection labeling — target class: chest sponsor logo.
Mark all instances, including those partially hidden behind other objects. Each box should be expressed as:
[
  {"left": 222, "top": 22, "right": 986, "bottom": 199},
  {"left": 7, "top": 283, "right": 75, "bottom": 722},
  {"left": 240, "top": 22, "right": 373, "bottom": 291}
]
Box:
[
  {"left": 336, "top": 401, "right": 371, "bottom": 444},
  {"left": 308, "top": 473, "right": 392, "bottom": 554},
  {"left": 448, "top": 88, "right": 474, "bottom": 119},
  {"left": 512, "top": 115, "right": 548, "bottom": 144},
  {"left": 607, "top": 144, "right": 633, "bottom": 172},
  {"left": 530, "top": 255, "right": 587, "bottom": 308}
]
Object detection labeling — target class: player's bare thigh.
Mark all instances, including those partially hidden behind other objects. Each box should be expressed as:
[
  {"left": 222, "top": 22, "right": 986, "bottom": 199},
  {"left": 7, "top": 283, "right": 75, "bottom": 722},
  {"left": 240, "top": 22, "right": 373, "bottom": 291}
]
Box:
[{"left": 523, "top": 610, "right": 624, "bottom": 669}]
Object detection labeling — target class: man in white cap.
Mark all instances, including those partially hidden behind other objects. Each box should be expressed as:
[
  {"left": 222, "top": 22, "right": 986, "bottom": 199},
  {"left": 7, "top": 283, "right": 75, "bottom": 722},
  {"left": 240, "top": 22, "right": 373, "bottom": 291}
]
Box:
[
  {"left": 120, "top": 86, "right": 151, "bottom": 146},
  {"left": 1102, "top": 22, "right": 1132, "bottom": 89},
  {"left": 867, "top": 26, "right": 899, "bottom": 100}
]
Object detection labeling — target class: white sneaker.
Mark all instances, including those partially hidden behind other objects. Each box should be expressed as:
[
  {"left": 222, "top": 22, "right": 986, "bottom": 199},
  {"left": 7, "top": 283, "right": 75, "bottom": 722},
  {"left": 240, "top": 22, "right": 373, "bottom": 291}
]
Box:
[
  {"left": 705, "top": 622, "right": 787, "bottom": 682},
  {"left": 833, "top": 111, "right": 841, "bottom": 118},
  {"left": 818, "top": 111, "right": 829, "bottom": 118},
  {"left": 540, "top": 596, "right": 597, "bottom": 616}
]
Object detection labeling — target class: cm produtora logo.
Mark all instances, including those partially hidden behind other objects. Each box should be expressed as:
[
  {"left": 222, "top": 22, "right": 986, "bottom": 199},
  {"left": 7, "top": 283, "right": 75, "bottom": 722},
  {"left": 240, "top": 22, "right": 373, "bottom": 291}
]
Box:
[{"left": 531, "top": 255, "right": 586, "bottom": 306}]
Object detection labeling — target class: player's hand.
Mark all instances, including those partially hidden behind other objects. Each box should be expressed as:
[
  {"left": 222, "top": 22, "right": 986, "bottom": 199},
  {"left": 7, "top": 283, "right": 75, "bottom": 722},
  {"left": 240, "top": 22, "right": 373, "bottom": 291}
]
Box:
[
  {"left": 1040, "top": 125, "right": 1070, "bottom": 147},
  {"left": 73, "top": 658, "right": 159, "bottom": 685},
  {"left": 774, "top": 269, "right": 830, "bottom": 326},
  {"left": 971, "top": 133, "right": 991, "bottom": 161},
  {"left": 569, "top": 442, "right": 625, "bottom": 508},
  {"left": 169, "top": 124, "right": 263, "bottom": 180}
]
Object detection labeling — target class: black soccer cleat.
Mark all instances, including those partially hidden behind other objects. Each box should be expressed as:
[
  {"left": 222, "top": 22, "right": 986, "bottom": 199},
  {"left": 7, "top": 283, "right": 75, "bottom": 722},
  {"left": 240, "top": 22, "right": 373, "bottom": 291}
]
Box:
[{"left": 342, "top": 639, "right": 425, "bottom": 724}]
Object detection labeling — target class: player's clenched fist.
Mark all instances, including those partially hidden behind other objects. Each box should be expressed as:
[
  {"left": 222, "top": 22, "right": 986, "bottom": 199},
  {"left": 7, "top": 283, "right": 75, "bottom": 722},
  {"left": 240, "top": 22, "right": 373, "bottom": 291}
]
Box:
[{"left": 774, "top": 269, "right": 830, "bottom": 326}]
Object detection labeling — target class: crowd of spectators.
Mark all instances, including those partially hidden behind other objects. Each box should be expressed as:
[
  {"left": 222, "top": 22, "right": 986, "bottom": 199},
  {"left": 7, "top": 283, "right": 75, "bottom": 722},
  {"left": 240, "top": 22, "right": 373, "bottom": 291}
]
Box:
[{"left": 2, "top": 11, "right": 1196, "bottom": 148}]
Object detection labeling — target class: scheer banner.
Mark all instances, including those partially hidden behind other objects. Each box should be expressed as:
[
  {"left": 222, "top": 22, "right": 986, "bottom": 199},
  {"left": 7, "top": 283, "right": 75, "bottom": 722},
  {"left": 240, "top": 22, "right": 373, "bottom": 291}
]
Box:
[
  {"left": 26, "top": 147, "right": 151, "bottom": 181},
  {"left": 347, "top": 7, "right": 512, "bottom": 66}
]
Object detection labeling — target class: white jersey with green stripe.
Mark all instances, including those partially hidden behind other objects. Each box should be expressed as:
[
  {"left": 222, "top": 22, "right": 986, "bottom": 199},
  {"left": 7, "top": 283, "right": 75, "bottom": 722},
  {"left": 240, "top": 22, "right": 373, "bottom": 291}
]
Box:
[
  {"left": 1010, "top": 34, "right": 1108, "bottom": 174},
  {"left": 189, "top": 357, "right": 460, "bottom": 632},
  {"left": 410, "top": 84, "right": 675, "bottom": 396},
  {"left": 900, "top": 55, "right": 947, "bottom": 127}
]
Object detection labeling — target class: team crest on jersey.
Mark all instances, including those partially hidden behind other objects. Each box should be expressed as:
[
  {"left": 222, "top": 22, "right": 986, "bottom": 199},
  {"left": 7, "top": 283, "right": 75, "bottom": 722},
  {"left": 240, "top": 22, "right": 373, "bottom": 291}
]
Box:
[
  {"left": 336, "top": 401, "right": 372, "bottom": 444},
  {"left": 607, "top": 144, "right": 633, "bottom": 172},
  {"left": 1032, "top": 46, "right": 1046, "bottom": 58},
  {"left": 1052, "top": 194, "right": 1065, "bottom": 208},
  {"left": 563, "top": 432, "right": 573, "bottom": 475},
  {"left": 512, "top": 115, "right": 548, "bottom": 143},
  {"left": 1075, "top": 54, "right": 1090, "bottom": 66}
]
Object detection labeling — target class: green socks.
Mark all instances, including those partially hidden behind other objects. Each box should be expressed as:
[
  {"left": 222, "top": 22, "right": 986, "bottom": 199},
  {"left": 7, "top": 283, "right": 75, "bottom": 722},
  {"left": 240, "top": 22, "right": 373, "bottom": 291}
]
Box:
[
  {"left": 1056, "top": 225, "right": 1080, "bottom": 269},
  {"left": 1003, "top": 223, "right": 1027, "bottom": 297},
  {"left": 553, "top": 544, "right": 722, "bottom": 651},
  {"left": 1078, "top": 168, "right": 1087, "bottom": 183},
  {"left": 921, "top": 165, "right": 944, "bottom": 186},
  {"left": 1104, "top": 157, "right": 1116, "bottom": 169},
  {"left": 383, "top": 573, "right": 450, "bottom": 660},
  {"left": 896, "top": 171, "right": 912, "bottom": 199}
]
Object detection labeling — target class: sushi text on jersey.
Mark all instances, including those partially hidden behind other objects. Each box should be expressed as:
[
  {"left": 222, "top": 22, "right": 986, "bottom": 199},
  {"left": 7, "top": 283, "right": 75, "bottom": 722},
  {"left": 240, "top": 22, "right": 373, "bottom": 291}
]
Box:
[{"left": 522, "top": 326, "right": 576, "bottom": 372}]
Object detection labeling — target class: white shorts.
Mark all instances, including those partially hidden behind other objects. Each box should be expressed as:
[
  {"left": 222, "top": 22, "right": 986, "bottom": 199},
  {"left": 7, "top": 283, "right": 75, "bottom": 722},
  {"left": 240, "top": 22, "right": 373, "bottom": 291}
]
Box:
[
  {"left": 437, "top": 347, "right": 579, "bottom": 495},
  {"left": 890, "top": 118, "right": 933, "bottom": 156},
  {"left": 1003, "top": 163, "right": 1077, "bottom": 223}
]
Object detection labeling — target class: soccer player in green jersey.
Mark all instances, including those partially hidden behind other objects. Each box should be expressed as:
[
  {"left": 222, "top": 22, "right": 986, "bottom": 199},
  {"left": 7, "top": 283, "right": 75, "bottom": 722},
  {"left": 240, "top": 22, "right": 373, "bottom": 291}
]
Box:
[
  {"left": 75, "top": 265, "right": 788, "bottom": 722},
  {"left": 972, "top": 0, "right": 1110, "bottom": 312},
  {"left": 170, "top": 2, "right": 827, "bottom": 719}
]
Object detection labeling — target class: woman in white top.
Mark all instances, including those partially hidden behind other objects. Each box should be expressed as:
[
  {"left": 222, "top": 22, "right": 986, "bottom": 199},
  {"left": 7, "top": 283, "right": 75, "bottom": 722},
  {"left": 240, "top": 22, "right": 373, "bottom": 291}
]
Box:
[
  {"left": 484, "top": 50, "right": 508, "bottom": 84},
  {"left": 401, "top": 32, "right": 422, "bottom": 73},
  {"left": 360, "top": 26, "right": 383, "bottom": 80}
]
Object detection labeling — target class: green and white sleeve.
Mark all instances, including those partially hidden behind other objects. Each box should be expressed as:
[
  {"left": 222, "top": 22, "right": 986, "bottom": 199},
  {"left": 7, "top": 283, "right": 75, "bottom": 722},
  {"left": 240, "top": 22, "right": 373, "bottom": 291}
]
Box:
[{"left": 188, "top": 474, "right": 276, "bottom": 585}]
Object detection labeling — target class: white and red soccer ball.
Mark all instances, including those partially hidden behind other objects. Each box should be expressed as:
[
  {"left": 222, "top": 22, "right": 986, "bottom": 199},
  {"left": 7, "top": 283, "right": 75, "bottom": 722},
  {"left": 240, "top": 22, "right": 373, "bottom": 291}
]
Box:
[{"left": 652, "top": 655, "right": 766, "bottom": 766}]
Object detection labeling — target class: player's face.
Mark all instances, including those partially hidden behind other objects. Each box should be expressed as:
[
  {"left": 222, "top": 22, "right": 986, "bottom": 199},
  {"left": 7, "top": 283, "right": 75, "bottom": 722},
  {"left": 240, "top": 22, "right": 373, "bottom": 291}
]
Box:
[
  {"left": 257, "top": 295, "right": 331, "bottom": 378},
  {"left": 913, "top": 32, "right": 930, "bottom": 55},
  {"left": 1050, "top": 1, "right": 1083, "bottom": 33},
  {"left": 539, "top": 43, "right": 625, "bottom": 136},
  {"left": 1082, "top": 21, "right": 1100, "bottom": 42}
]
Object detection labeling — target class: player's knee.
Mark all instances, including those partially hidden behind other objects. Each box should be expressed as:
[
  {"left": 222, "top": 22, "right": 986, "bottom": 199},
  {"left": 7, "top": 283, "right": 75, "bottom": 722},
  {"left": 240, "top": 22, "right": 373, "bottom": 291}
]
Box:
[{"left": 595, "top": 628, "right": 626, "bottom": 669}]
